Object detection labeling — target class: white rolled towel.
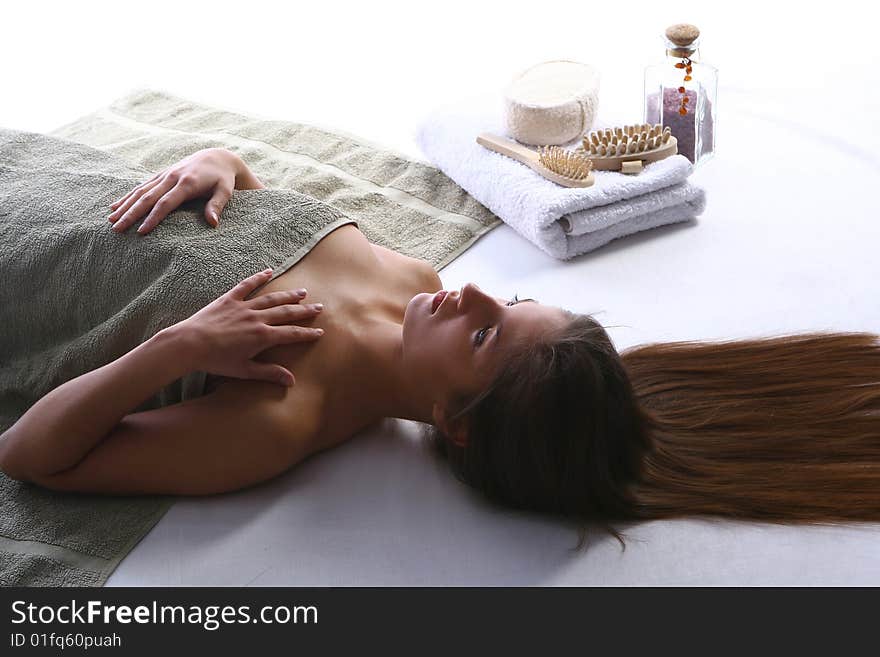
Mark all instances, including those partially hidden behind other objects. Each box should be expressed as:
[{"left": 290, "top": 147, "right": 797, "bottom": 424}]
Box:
[{"left": 504, "top": 60, "right": 600, "bottom": 146}]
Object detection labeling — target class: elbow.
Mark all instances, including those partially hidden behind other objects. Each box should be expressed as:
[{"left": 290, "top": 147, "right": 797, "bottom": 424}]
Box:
[{"left": 0, "top": 428, "right": 35, "bottom": 483}]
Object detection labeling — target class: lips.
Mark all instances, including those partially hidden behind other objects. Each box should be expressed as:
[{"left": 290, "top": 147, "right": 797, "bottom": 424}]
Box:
[{"left": 431, "top": 290, "right": 448, "bottom": 314}]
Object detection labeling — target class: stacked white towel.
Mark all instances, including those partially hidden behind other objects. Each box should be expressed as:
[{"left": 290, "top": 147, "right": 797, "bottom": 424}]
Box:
[{"left": 416, "top": 106, "right": 706, "bottom": 260}]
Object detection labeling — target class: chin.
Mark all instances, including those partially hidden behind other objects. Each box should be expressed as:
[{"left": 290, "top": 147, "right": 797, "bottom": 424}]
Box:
[{"left": 402, "top": 292, "right": 433, "bottom": 342}]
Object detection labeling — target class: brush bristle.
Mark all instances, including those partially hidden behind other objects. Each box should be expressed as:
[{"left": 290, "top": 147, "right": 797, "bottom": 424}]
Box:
[
  {"left": 583, "top": 123, "right": 674, "bottom": 157},
  {"left": 538, "top": 146, "right": 593, "bottom": 180}
]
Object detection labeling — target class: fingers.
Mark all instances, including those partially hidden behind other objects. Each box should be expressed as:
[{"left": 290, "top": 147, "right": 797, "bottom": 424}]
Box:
[
  {"left": 110, "top": 173, "right": 161, "bottom": 211},
  {"left": 204, "top": 184, "right": 233, "bottom": 228},
  {"left": 259, "top": 302, "right": 323, "bottom": 326},
  {"left": 113, "top": 177, "right": 177, "bottom": 233},
  {"left": 248, "top": 287, "right": 308, "bottom": 310},
  {"left": 134, "top": 184, "right": 193, "bottom": 235},
  {"left": 245, "top": 362, "right": 296, "bottom": 387},
  {"left": 230, "top": 269, "right": 275, "bottom": 301},
  {"left": 268, "top": 324, "right": 325, "bottom": 344},
  {"left": 109, "top": 178, "right": 163, "bottom": 225}
]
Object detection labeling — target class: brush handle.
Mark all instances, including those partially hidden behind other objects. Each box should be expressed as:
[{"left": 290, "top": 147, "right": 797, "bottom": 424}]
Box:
[
  {"left": 476, "top": 133, "right": 541, "bottom": 167},
  {"left": 476, "top": 133, "right": 594, "bottom": 188}
]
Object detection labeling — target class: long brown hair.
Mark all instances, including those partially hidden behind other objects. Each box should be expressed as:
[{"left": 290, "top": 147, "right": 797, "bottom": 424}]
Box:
[
  {"left": 623, "top": 330, "right": 880, "bottom": 524},
  {"left": 426, "top": 317, "right": 880, "bottom": 546}
]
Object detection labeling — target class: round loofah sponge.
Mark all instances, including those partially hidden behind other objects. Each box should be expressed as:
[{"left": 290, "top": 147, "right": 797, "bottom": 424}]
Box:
[{"left": 503, "top": 61, "right": 600, "bottom": 146}]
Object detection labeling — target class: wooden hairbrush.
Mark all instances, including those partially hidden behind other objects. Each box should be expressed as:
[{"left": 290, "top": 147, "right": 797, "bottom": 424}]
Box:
[
  {"left": 477, "top": 133, "right": 595, "bottom": 188},
  {"left": 578, "top": 123, "right": 678, "bottom": 174}
]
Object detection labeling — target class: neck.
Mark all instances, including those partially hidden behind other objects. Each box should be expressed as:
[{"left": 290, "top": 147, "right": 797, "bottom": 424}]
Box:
[{"left": 346, "top": 317, "right": 437, "bottom": 426}]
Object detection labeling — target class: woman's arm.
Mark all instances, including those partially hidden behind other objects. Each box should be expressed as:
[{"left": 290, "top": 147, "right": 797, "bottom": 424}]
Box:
[
  {"left": 0, "top": 326, "right": 321, "bottom": 495},
  {"left": 0, "top": 326, "right": 194, "bottom": 479},
  {"left": 0, "top": 269, "right": 323, "bottom": 482},
  {"left": 15, "top": 377, "right": 320, "bottom": 495},
  {"left": 108, "top": 148, "right": 267, "bottom": 235}
]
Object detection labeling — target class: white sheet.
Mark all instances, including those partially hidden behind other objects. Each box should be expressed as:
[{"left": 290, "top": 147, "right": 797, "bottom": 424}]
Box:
[{"left": 107, "top": 88, "right": 880, "bottom": 587}]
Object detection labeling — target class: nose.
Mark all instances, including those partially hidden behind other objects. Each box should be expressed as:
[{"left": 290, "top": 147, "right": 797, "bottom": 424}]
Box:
[{"left": 457, "top": 282, "right": 493, "bottom": 313}]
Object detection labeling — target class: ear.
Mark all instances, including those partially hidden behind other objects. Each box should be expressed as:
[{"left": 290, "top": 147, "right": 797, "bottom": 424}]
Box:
[{"left": 431, "top": 402, "right": 468, "bottom": 448}]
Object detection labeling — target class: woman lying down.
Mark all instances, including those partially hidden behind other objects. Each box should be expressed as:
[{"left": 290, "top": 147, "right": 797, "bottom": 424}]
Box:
[{"left": 1, "top": 140, "right": 879, "bottom": 543}]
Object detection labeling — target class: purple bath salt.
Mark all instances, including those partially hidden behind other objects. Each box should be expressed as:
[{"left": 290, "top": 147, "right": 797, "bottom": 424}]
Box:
[{"left": 646, "top": 88, "right": 714, "bottom": 164}]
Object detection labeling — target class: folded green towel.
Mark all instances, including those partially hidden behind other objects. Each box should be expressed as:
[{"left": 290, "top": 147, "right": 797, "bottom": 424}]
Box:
[{"left": 0, "top": 90, "right": 499, "bottom": 586}]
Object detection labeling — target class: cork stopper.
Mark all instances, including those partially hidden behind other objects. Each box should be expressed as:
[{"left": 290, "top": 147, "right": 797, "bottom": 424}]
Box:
[
  {"left": 665, "top": 24, "right": 700, "bottom": 46},
  {"left": 665, "top": 23, "right": 700, "bottom": 58}
]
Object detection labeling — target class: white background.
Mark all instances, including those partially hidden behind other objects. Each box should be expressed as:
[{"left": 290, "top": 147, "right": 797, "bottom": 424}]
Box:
[{"left": 3, "top": 0, "right": 877, "bottom": 156}]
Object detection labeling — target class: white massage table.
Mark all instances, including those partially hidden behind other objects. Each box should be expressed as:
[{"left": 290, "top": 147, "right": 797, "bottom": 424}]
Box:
[{"left": 101, "top": 81, "right": 880, "bottom": 585}]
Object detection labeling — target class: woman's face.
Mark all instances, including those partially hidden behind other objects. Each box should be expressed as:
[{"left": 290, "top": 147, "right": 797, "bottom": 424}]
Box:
[{"left": 402, "top": 282, "right": 571, "bottom": 403}]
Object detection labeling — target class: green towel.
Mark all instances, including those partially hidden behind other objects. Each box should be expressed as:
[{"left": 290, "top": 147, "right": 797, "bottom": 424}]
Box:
[
  {"left": 50, "top": 89, "right": 499, "bottom": 269},
  {"left": 0, "top": 90, "right": 499, "bottom": 586}
]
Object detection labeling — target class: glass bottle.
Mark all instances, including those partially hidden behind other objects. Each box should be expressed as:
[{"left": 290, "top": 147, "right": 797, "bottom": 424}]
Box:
[{"left": 644, "top": 23, "right": 717, "bottom": 166}]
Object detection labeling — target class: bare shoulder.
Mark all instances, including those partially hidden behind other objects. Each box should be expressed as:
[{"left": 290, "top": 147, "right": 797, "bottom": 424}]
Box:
[
  {"left": 310, "top": 223, "right": 371, "bottom": 260},
  {"left": 370, "top": 242, "right": 441, "bottom": 291}
]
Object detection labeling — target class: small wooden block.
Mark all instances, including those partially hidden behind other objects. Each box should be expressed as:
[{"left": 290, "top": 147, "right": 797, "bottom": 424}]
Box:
[{"left": 621, "top": 160, "right": 644, "bottom": 174}]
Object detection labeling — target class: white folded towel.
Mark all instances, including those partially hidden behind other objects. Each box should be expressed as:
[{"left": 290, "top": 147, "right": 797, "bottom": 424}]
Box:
[{"left": 416, "top": 106, "right": 707, "bottom": 259}]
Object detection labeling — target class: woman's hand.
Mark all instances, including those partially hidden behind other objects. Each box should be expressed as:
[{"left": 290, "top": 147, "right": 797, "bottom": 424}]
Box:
[
  {"left": 167, "top": 269, "right": 324, "bottom": 387},
  {"left": 108, "top": 148, "right": 265, "bottom": 235}
]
